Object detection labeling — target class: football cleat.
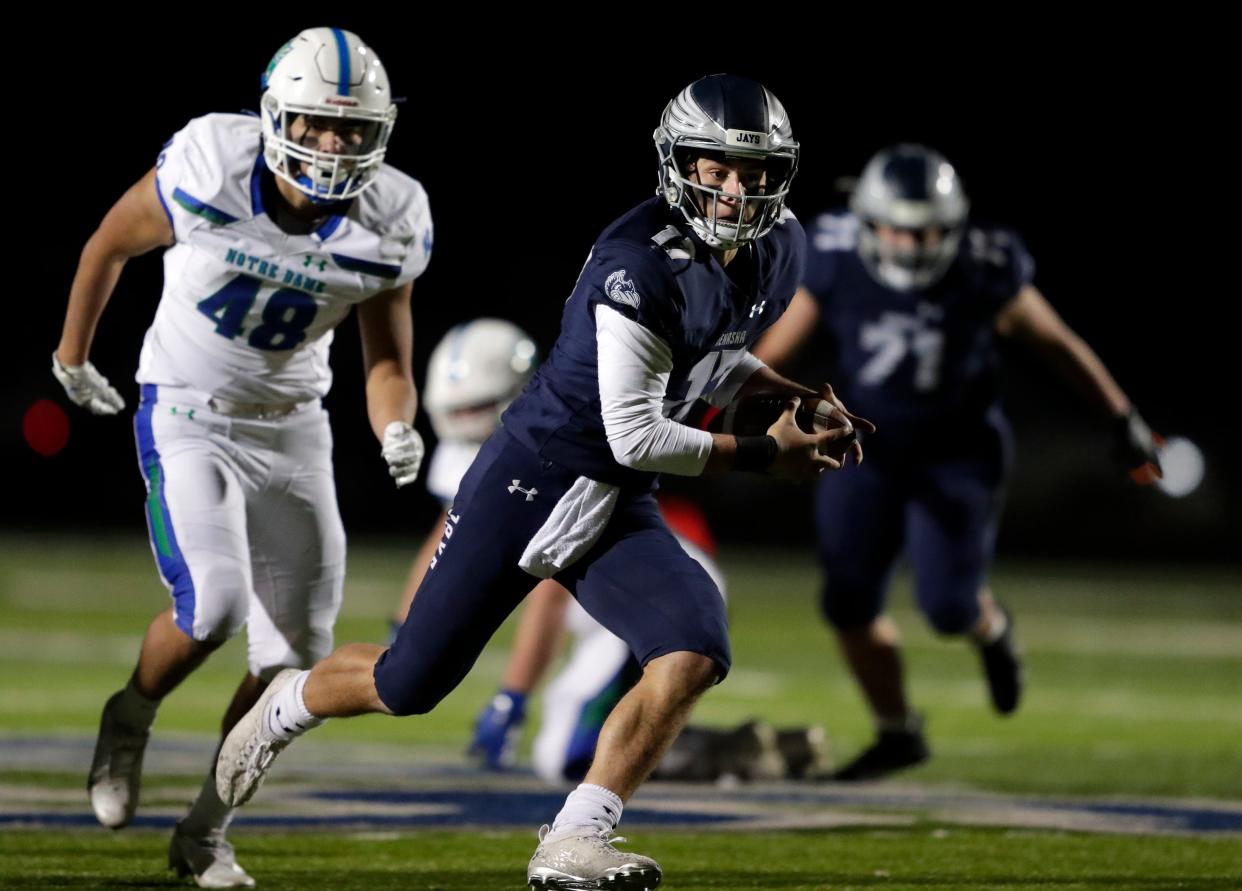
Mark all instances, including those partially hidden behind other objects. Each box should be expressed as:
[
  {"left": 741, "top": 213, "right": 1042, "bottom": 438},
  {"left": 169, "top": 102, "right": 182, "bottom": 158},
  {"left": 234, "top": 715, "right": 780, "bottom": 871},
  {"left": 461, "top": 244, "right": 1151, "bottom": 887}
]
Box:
[
  {"left": 528, "top": 824, "right": 661, "bottom": 890},
  {"left": 215, "top": 668, "right": 301, "bottom": 807},
  {"left": 168, "top": 821, "right": 255, "bottom": 889},
  {"left": 976, "top": 604, "right": 1025, "bottom": 715},
  {"left": 832, "top": 719, "right": 930, "bottom": 782},
  {"left": 87, "top": 690, "right": 150, "bottom": 829}
]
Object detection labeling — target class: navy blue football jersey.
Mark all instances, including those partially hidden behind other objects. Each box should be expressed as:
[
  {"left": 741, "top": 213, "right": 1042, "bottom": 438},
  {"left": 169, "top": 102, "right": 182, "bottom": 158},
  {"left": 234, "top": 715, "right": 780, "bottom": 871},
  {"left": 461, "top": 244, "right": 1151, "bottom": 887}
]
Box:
[
  {"left": 803, "top": 212, "right": 1034, "bottom": 436},
  {"left": 503, "top": 196, "right": 806, "bottom": 489}
]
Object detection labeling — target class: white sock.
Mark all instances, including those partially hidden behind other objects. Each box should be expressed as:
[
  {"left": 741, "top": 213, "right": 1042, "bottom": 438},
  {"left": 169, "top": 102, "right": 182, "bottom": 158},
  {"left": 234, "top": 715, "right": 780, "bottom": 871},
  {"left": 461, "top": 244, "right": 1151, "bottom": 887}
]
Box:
[
  {"left": 113, "top": 680, "right": 159, "bottom": 731},
  {"left": 180, "top": 767, "right": 235, "bottom": 835},
  {"left": 547, "top": 783, "right": 624, "bottom": 840},
  {"left": 262, "top": 671, "right": 323, "bottom": 741}
]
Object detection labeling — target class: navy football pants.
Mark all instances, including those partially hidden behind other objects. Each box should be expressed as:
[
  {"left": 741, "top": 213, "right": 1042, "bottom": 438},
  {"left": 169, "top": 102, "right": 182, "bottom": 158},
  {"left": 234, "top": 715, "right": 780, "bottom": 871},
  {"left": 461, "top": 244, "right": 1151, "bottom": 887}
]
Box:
[
  {"left": 815, "top": 421, "right": 1013, "bottom": 635},
  {"left": 374, "top": 429, "right": 730, "bottom": 715}
]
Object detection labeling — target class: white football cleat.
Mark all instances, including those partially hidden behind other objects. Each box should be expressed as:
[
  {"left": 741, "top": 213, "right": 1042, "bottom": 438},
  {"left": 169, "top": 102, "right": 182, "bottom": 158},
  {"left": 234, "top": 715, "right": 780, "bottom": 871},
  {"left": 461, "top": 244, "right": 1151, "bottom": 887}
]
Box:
[
  {"left": 169, "top": 821, "right": 256, "bottom": 889},
  {"left": 527, "top": 824, "right": 662, "bottom": 889},
  {"left": 215, "top": 668, "right": 301, "bottom": 807},
  {"left": 87, "top": 690, "right": 150, "bottom": 829}
]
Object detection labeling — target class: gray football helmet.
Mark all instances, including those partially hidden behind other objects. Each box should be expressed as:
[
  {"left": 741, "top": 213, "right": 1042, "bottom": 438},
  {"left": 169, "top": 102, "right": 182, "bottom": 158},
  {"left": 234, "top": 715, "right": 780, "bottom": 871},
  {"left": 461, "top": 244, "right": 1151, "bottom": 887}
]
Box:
[
  {"left": 654, "top": 74, "right": 799, "bottom": 249},
  {"left": 851, "top": 144, "right": 969, "bottom": 291}
]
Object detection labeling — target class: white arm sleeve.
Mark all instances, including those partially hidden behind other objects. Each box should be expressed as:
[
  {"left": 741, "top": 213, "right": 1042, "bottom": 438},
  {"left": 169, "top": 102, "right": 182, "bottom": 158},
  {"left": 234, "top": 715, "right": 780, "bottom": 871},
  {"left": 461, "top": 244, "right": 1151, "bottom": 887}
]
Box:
[
  {"left": 595, "top": 304, "right": 714, "bottom": 475},
  {"left": 701, "top": 350, "right": 766, "bottom": 408}
]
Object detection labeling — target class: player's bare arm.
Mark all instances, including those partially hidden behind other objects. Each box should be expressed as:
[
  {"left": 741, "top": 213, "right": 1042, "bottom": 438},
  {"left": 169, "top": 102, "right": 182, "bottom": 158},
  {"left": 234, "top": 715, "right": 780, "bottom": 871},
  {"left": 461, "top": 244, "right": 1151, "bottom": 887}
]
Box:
[
  {"left": 58, "top": 167, "right": 173, "bottom": 367},
  {"left": 358, "top": 281, "right": 417, "bottom": 439},
  {"left": 359, "top": 281, "right": 424, "bottom": 487},
  {"left": 995, "top": 284, "right": 1129, "bottom": 418},
  {"left": 996, "top": 283, "right": 1161, "bottom": 480},
  {"left": 752, "top": 285, "right": 821, "bottom": 371}
]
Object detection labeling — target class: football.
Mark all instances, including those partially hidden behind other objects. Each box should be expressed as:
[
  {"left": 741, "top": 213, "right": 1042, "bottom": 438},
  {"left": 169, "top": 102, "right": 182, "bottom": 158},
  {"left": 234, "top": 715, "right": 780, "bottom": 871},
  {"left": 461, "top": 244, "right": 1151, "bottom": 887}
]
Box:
[{"left": 711, "top": 395, "right": 857, "bottom": 460}]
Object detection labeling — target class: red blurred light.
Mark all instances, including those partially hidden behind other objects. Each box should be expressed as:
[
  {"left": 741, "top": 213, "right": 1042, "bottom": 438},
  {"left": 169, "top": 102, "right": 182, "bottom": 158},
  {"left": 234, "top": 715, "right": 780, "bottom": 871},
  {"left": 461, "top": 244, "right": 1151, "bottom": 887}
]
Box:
[{"left": 23, "top": 399, "right": 70, "bottom": 457}]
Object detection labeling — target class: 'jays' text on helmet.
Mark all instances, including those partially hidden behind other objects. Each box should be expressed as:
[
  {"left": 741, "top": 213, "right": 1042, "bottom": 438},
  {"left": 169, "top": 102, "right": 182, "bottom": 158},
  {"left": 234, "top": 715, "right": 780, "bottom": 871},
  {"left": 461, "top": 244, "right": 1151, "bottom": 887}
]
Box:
[
  {"left": 260, "top": 27, "right": 397, "bottom": 203},
  {"left": 654, "top": 74, "right": 799, "bottom": 250},
  {"left": 851, "top": 144, "right": 970, "bottom": 291},
  {"left": 424, "top": 319, "right": 539, "bottom": 444}
]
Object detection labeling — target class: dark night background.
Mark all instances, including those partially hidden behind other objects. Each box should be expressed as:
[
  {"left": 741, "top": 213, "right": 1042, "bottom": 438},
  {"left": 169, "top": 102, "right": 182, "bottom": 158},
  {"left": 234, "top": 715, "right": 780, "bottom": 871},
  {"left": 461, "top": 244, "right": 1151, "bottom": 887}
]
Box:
[{"left": 6, "top": 18, "right": 1234, "bottom": 564}]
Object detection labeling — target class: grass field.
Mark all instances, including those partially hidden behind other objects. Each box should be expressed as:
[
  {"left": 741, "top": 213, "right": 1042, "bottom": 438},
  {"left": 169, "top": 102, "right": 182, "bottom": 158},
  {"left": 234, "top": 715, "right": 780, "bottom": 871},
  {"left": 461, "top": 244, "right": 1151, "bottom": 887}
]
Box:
[{"left": 1, "top": 534, "right": 1239, "bottom": 888}]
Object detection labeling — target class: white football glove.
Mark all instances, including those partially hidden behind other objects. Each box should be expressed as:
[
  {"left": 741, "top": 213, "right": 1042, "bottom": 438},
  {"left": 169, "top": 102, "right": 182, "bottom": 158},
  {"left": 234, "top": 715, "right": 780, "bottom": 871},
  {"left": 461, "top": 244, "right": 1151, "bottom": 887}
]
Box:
[
  {"left": 52, "top": 352, "right": 125, "bottom": 415},
  {"left": 381, "top": 421, "right": 425, "bottom": 488}
]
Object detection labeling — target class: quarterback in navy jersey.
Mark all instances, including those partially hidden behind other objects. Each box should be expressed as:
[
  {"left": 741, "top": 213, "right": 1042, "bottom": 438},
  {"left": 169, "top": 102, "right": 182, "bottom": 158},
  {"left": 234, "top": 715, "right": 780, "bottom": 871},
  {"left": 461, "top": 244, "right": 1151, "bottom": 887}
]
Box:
[
  {"left": 216, "top": 74, "right": 869, "bottom": 890},
  {"left": 757, "top": 144, "right": 1162, "bottom": 781}
]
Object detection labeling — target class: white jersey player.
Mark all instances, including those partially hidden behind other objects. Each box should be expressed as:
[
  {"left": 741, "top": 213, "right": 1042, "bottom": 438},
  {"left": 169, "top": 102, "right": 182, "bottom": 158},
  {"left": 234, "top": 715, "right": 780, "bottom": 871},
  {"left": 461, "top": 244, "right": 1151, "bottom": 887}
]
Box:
[{"left": 53, "top": 27, "right": 429, "bottom": 889}]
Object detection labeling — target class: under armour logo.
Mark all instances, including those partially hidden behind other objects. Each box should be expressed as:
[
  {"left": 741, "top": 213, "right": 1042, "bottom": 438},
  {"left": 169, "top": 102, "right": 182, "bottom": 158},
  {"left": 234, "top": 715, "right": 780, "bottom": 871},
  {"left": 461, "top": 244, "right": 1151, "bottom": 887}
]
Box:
[
  {"left": 749, "top": 300, "right": 767, "bottom": 318},
  {"left": 507, "top": 480, "right": 538, "bottom": 501}
]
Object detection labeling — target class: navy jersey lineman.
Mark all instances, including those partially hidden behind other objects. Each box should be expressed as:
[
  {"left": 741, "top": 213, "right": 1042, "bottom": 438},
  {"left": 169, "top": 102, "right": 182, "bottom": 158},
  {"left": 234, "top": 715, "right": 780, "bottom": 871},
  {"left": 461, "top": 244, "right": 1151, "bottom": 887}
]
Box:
[
  {"left": 216, "top": 75, "right": 868, "bottom": 891},
  {"left": 756, "top": 144, "right": 1163, "bottom": 782}
]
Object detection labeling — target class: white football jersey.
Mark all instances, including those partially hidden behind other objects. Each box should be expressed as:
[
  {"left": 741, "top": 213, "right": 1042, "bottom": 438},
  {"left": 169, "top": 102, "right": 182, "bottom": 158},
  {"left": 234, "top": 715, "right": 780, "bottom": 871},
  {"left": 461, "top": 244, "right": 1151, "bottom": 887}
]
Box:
[{"left": 136, "top": 113, "right": 432, "bottom": 403}]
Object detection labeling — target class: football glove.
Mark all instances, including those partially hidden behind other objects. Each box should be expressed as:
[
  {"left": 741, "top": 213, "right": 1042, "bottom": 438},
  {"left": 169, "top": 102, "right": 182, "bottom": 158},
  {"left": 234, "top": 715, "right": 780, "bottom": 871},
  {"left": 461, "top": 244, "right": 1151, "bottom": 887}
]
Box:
[
  {"left": 1112, "top": 407, "right": 1163, "bottom": 485},
  {"left": 381, "top": 421, "right": 425, "bottom": 488},
  {"left": 52, "top": 352, "right": 125, "bottom": 415}
]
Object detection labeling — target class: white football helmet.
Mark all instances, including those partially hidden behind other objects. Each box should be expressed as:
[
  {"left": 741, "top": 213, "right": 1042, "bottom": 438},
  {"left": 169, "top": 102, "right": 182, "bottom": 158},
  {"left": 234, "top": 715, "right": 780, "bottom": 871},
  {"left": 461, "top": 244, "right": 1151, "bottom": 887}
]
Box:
[
  {"left": 260, "top": 27, "right": 397, "bottom": 202},
  {"left": 654, "top": 74, "right": 799, "bottom": 250},
  {"left": 424, "top": 319, "right": 539, "bottom": 443},
  {"left": 851, "top": 144, "right": 969, "bottom": 291}
]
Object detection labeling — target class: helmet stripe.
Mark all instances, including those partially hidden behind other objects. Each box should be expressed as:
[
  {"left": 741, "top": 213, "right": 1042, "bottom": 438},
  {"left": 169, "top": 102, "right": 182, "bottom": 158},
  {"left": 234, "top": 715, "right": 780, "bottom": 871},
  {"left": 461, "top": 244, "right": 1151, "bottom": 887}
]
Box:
[{"left": 331, "top": 28, "right": 350, "bottom": 95}]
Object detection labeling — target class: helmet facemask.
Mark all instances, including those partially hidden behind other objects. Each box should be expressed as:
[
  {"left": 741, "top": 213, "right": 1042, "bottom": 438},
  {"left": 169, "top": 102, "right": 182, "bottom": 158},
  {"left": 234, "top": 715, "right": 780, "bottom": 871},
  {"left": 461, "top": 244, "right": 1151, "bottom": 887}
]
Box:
[
  {"left": 856, "top": 220, "right": 965, "bottom": 292},
  {"left": 657, "top": 140, "right": 798, "bottom": 249},
  {"left": 851, "top": 144, "right": 969, "bottom": 292},
  {"left": 261, "top": 96, "right": 395, "bottom": 203}
]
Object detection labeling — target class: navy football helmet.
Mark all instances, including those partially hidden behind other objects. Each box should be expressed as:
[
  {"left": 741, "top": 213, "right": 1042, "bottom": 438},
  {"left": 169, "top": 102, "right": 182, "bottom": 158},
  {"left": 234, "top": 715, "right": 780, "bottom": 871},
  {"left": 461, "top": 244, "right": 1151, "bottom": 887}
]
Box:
[{"left": 851, "top": 144, "right": 969, "bottom": 291}]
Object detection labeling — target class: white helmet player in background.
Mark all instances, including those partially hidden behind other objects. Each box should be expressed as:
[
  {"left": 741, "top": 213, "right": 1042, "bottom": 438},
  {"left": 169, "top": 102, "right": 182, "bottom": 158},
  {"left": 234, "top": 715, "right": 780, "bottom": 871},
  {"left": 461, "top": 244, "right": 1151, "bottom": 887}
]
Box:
[
  {"left": 260, "top": 27, "right": 398, "bottom": 202},
  {"left": 851, "top": 143, "right": 970, "bottom": 292},
  {"left": 423, "top": 319, "right": 539, "bottom": 444}
]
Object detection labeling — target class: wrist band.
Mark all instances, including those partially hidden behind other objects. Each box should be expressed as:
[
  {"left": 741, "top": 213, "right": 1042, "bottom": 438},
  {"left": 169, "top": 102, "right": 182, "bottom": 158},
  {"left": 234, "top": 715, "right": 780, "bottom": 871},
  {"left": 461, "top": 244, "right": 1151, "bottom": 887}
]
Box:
[{"left": 734, "top": 435, "right": 778, "bottom": 472}]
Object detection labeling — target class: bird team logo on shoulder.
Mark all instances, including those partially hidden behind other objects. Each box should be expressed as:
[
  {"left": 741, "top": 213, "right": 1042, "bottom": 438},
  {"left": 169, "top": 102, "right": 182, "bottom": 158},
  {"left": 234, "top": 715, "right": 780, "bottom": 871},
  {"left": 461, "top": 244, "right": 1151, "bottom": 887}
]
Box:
[{"left": 605, "top": 270, "right": 640, "bottom": 309}]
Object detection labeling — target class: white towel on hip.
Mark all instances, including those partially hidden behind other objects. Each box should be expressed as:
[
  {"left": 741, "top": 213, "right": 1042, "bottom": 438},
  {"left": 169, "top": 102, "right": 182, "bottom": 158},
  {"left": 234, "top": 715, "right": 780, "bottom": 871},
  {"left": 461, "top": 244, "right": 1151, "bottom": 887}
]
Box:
[{"left": 518, "top": 476, "right": 620, "bottom": 578}]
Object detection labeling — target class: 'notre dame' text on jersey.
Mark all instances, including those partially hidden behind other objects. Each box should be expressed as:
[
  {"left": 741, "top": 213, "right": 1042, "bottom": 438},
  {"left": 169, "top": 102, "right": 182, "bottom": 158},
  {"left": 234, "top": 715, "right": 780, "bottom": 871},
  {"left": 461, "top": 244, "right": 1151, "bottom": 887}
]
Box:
[{"left": 138, "top": 113, "right": 433, "bottom": 404}]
